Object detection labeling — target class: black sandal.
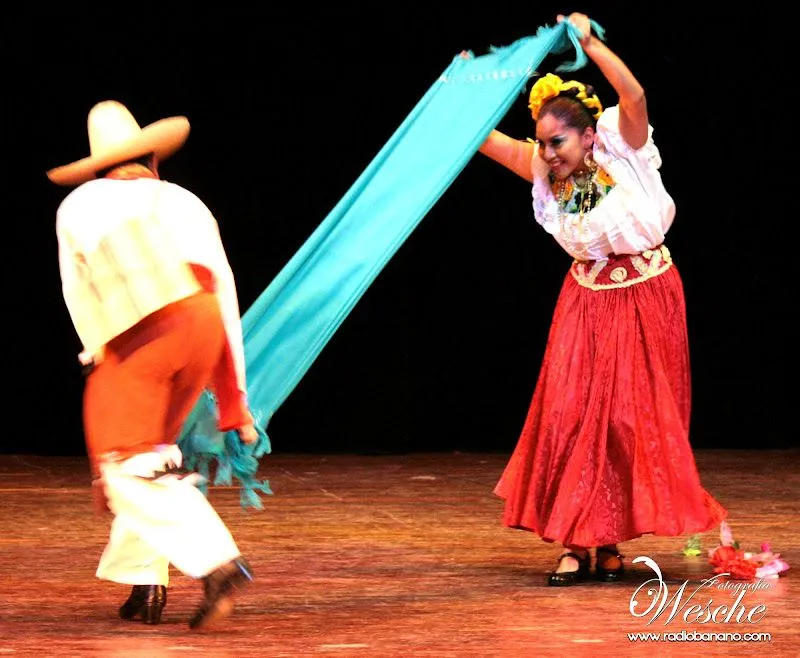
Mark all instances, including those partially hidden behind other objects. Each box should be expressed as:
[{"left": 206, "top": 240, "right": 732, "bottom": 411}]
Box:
[
  {"left": 547, "top": 551, "right": 591, "bottom": 587},
  {"left": 595, "top": 547, "right": 625, "bottom": 582}
]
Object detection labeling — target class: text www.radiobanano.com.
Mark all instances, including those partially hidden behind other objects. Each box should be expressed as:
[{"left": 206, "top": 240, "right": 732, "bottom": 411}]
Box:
[{"left": 628, "top": 630, "right": 772, "bottom": 643}]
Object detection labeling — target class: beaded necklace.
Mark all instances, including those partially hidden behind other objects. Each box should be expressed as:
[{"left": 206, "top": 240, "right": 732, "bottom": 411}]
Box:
[
  {"left": 557, "top": 168, "right": 597, "bottom": 219},
  {"left": 552, "top": 166, "right": 599, "bottom": 261}
]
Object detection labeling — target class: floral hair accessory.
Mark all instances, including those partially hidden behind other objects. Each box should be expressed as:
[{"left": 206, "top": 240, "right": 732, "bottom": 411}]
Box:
[{"left": 527, "top": 73, "right": 603, "bottom": 122}]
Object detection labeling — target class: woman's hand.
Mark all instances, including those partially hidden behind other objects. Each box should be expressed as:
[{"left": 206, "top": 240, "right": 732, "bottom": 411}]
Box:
[
  {"left": 557, "top": 12, "right": 592, "bottom": 47},
  {"left": 531, "top": 142, "right": 550, "bottom": 181}
]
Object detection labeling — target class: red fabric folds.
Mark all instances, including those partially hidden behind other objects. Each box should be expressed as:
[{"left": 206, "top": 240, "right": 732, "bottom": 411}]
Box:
[{"left": 494, "top": 256, "right": 726, "bottom": 548}]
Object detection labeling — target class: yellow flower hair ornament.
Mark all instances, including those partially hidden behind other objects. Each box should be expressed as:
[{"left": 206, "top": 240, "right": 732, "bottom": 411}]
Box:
[{"left": 528, "top": 73, "right": 603, "bottom": 122}]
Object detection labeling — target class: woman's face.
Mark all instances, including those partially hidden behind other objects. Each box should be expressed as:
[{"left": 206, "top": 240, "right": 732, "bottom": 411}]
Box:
[{"left": 535, "top": 114, "right": 594, "bottom": 180}]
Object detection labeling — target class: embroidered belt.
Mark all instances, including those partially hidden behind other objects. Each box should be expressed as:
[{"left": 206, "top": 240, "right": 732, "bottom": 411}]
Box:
[{"left": 570, "top": 244, "right": 672, "bottom": 291}]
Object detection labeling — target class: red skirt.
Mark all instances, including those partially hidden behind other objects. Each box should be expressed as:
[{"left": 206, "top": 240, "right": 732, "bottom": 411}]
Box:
[{"left": 494, "top": 246, "right": 726, "bottom": 547}]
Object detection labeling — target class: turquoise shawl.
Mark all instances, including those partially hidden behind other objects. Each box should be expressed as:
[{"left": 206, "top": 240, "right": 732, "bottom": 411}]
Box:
[{"left": 178, "top": 19, "right": 603, "bottom": 508}]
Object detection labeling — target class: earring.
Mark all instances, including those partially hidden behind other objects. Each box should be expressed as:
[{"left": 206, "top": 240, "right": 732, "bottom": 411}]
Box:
[{"left": 584, "top": 152, "right": 597, "bottom": 172}]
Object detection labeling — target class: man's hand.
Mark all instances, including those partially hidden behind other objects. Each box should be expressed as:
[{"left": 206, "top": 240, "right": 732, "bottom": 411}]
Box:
[
  {"left": 237, "top": 423, "right": 258, "bottom": 445},
  {"left": 92, "top": 478, "right": 110, "bottom": 514},
  {"left": 237, "top": 406, "right": 259, "bottom": 444}
]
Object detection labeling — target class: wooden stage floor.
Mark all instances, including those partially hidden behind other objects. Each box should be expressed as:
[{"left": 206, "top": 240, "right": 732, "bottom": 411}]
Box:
[{"left": 0, "top": 449, "right": 797, "bottom": 657}]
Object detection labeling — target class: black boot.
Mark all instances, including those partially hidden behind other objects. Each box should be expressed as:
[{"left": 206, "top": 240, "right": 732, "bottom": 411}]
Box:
[
  {"left": 188, "top": 558, "right": 254, "bottom": 630},
  {"left": 119, "top": 585, "right": 167, "bottom": 624}
]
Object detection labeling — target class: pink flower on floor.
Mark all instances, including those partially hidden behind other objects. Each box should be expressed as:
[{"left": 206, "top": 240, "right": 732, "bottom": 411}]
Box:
[
  {"left": 719, "top": 521, "right": 736, "bottom": 547},
  {"left": 755, "top": 559, "right": 790, "bottom": 579}
]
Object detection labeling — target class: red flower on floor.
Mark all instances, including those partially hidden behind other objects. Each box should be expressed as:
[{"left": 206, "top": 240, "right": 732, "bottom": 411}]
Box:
[
  {"left": 709, "top": 545, "right": 738, "bottom": 568},
  {"left": 713, "top": 555, "right": 758, "bottom": 580}
]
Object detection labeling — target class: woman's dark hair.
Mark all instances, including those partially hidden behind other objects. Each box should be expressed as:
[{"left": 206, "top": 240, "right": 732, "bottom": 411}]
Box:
[{"left": 539, "top": 85, "right": 599, "bottom": 131}]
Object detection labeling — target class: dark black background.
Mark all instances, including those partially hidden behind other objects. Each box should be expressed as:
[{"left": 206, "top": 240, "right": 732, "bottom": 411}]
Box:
[{"left": 2, "top": 4, "right": 793, "bottom": 457}]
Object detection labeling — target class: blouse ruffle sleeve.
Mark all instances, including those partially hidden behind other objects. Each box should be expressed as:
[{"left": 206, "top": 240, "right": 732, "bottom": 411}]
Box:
[
  {"left": 590, "top": 105, "right": 676, "bottom": 255},
  {"left": 531, "top": 176, "right": 563, "bottom": 235}
]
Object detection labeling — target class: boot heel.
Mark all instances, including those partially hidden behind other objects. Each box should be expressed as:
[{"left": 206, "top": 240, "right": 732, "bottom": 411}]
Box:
[
  {"left": 141, "top": 602, "right": 164, "bottom": 625},
  {"left": 189, "top": 558, "right": 254, "bottom": 630},
  {"left": 119, "top": 585, "right": 167, "bottom": 624}
]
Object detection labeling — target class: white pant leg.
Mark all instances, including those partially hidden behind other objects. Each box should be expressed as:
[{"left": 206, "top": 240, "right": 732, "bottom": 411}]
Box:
[
  {"left": 97, "top": 447, "right": 241, "bottom": 581},
  {"left": 96, "top": 516, "right": 171, "bottom": 585}
]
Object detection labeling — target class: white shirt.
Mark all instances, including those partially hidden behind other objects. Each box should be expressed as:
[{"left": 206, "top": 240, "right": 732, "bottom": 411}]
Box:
[
  {"left": 531, "top": 105, "right": 676, "bottom": 261},
  {"left": 56, "top": 178, "right": 247, "bottom": 393}
]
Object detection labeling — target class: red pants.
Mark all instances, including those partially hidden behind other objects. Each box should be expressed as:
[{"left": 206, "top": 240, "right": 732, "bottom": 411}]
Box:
[{"left": 83, "top": 292, "right": 233, "bottom": 476}]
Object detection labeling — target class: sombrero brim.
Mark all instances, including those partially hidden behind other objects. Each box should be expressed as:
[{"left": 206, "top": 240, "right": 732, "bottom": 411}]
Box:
[{"left": 47, "top": 116, "right": 190, "bottom": 186}]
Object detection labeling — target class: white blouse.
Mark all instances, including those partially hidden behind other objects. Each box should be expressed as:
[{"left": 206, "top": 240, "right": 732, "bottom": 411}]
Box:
[{"left": 531, "top": 105, "right": 675, "bottom": 261}]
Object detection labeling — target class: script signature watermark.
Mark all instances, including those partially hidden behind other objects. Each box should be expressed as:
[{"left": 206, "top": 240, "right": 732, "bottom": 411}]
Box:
[{"left": 629, "top": 556, "right": 770, "bottom": 626}]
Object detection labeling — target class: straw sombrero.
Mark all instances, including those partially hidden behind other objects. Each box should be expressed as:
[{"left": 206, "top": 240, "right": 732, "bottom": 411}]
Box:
[{"left": 47, "top": 100, "right": 190, "bottom": 186}]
